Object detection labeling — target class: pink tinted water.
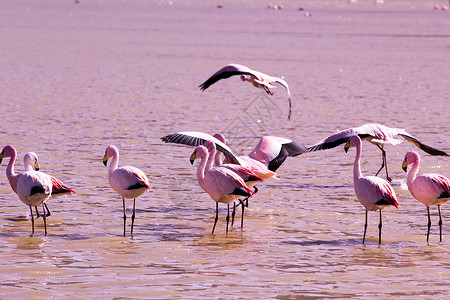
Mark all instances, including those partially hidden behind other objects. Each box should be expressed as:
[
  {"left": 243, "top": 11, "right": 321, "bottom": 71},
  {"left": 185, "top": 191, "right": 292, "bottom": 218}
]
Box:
[{"left": 0, "top": 0, "right": 449, "bottom": 298}]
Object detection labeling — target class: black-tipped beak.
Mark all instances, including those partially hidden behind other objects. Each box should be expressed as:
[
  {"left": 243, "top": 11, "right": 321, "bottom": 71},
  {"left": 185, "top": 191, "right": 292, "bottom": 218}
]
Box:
[
  {"left": 0, "top": 151, "right": 4, "bottom": 164},
  {"left": 34, "top": 160, "right": 40, "bottom": 171},
  {"left": 189, "top": 151, "right": 197, "bottom": 165},
  {"left": 402, "top": 159, "right": 408, "bottom": 172},
  {"left": 103, "top": 154, "right": 108, "bottom": 166}
]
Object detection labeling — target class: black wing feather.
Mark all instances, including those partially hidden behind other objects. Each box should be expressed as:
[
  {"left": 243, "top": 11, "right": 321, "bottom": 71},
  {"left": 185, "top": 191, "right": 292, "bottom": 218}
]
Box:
[{"left": 398, "top": 134, "right": 449, "bottom": 156}]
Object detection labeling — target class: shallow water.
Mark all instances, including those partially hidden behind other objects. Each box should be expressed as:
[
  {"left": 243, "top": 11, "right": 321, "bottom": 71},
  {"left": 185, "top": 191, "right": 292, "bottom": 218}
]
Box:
[{"left": 0, "top": 0, "right": 449, "bottom": 298}]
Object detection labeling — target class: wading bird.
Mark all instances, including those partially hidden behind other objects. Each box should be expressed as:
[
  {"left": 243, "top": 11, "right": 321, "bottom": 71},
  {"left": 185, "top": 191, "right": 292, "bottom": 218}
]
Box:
[
  {"left": 402, "top": 151, "right": 450, "bottom": 242},
  {"left": 309, "top": 123, "right": 448, "bottom": 182},
  {"left": 346, "top": 136, "right": 399, "bottom": 244},
  {"left": 103, "top": 145, "right": 150, "bottom": 236},
  {"left": 0, "top": 145, "right": 75, "bottom": 236},
  {"left": 199, "top": 63, "right": 292, "bottom": 119},
  {"left": 190, "top": 142, "right": 255, "bottom": 234}
]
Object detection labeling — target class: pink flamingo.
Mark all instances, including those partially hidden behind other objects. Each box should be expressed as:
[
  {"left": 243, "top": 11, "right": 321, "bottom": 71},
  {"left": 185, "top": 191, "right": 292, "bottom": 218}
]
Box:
[
  {"left": 203, "top": 140, "right": 263, "bottom": 228},
  {"left": 347, "top": 136, "right": 399, "bottom": 244},
  {"left": 189, "top": 142, "right": 254, "bottom": 234},
  {"left": 402, "top": 151, "right": 450, "bottom": 242},
  {"left": 309, "top": 123, "right": 448, "bottom": 182},
  {"left": 103, "top": 145, "right": 150, "bottom": 236},
  {"left": 0, "top": 145, "right": 75, "bottom": 236},
  {"left": 199, "top": 63, "right": 292, "bottom": 119}
]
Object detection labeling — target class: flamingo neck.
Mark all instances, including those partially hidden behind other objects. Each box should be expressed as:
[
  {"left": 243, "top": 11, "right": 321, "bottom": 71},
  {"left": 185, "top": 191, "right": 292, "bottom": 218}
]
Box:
[
  {"left": 353, "top": 139, "right": 363, "bottom": 183},
  {"left": 108, "top": 152, "right": 119, "bottom": 176},
  {"left": 196, "top": 152, "right": 209, "bottom": 185},
  {"left": 6, "top": 149, "right": 17, "bottom": 182},
  {"left": 407, "top": 157, "right": 420, "bottom": 189},
  {"left": 206, "top": 145, "right": 216, "bottom": 171}
]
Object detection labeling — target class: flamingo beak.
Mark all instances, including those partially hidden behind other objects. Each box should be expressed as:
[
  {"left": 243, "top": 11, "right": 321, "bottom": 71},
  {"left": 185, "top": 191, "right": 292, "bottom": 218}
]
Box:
[
  {"left": 34, "top": 159, "right": 40, "bottom": 171},
  {"left": 189, "top": 151, "right": 197, "bottom": 165},
  {"left": 344, "top": 142, "right": 350, "bottom": 153},
  {"left": 0, "top": 151, "right": 3, "bottom": 164},
  {"left": 103, "top": 154, "right": 108, "bottom": 166},
  {"left": 402, "top": 158, "right": 408, "bottom": 172}
]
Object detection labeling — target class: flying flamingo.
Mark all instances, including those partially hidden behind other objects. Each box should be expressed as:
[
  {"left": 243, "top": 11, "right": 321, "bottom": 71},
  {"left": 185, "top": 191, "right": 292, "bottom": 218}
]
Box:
[
  {"left": 203, "top": 140, "right": 263, "bottom": 229},
  {"left": 0, "top": 145, "right": 76, "bottom": 236},
  {"left": 347, "top": 135, "right": 399, "bottom": 244},
  {"left": 103, "top": 145, "right": 150, "bottom": 236},
  {"left": 309, "top": 123, "right": 448, "bottom": 182},
  {"left": 189, "top": 142, "right": 255, "bottom": 234},
  {"left": 199, "top": 63, "right": 292, "bottom": 119},
  {"left": 402, "top": 151, "right": 450, "bottom": 242}
]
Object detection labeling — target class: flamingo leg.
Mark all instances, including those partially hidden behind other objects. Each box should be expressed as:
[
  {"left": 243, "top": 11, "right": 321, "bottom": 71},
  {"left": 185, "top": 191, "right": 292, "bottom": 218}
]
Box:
[
  {"left": 438, "top": 205, "right": 443, "bottom": 242},
  {"left": 427, "top": 206, "right": 431, "bottom": 242},
  {"left": 363, "top": 210, "right": 368, "bottom": 244},
  {"left": 44, "top": 203, "right": 51, "bottom": 217},
  {"left": 226, "top": 204, "right": 230, "bottom": 233},
  {"left": 122, "top": 198, "right": 127, "bottom": 237},
  {"left": 42, "top": 204, "right": 47, "bottom": 236},
  {"left": 375, "top": 145, "right": 391, "bottom": 182},
  {"left": 131, "top": 198, "right": 136, "bottom": 236},
  {"left": 29, "top": 206, "right": 34, "bottom": 237},
  {"left": 263, "top": 86, "right": 274, "bottom": 95},
  {"left": 35, "top": 206, "right": 40, "bottom": 219},
  {"left": 378, "top": 210, "right": 382, "bottom": 244},
  {"left": 240, "top": 199, "right": 246, "bottom": 229},
  {"left": 212, "top": 202, "right": 218, "bottom": 234},
  {"left": 231, "top": 202, "right": 236, "bottom": 227}
]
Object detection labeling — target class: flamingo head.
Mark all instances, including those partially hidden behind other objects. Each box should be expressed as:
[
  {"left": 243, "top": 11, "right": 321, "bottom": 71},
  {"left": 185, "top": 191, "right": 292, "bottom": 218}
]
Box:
[
  {"left": 402, "top": 151, "right": 419, "bottom": 172},
  {"left": 190, "top": 145, "right": 208, "bottom": 165},
  {"left": 203, "top": 140, "right": 216, "bottom": 152},
  {"left": 23, "top": 152, "right": 40, "bottom": 171},
  {"left": 344, "top": 135, "right": 361, "bottom": 153},
  {"left": 213, "top": 133, "right": 226, "bottom": 144},
  {"left": 240, "top": 75, "right": 250, "bottom": 82},
  {"left": 103, "top": 145, "right": 118, "bottom": 166},
  {"left": 0, "top": 145, "right": 16, "bottom": 164}
]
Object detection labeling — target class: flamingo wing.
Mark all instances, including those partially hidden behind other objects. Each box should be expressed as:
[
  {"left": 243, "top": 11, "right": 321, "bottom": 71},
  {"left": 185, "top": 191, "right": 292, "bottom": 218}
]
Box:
[
  {"left": 199, "top": 64, "right": 256, "bottom": 91},
  {"left": 308, "top": 128, "right": 361, "bottom": 151},
  {"left": 398, "top": 133, "right": 449, "bottom": 156},
  {"left": 249, "top": 136, "right": 307, "bottom": 172},
  {"left": 50, "top": 176, "right": 76, "bottom": 197},
  {"left": 161, "top": 131, "right": 241, "bottom": 165}
]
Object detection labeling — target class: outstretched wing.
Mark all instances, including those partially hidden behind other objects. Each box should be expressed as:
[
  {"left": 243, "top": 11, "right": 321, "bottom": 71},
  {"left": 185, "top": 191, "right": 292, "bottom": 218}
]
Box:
[
  {"left": 398, "top": 133, "right": 449, "bottom": 156},
  {"left": 308, "top": 128, "right": 360, "bottom": 152},
  {"left": 249, "top": 136, "right": 307, "bottom": 172},
  {"left": 161, "top": 131, "right": 241, "bottom": 165},
  {"left": 199, "top": 63, "right": 256, "bottom": 91}
]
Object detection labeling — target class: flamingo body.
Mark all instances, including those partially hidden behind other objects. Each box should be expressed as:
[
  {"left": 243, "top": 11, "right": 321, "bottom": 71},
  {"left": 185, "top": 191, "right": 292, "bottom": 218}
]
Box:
[
  {"left": 199, "top": 63, "right": 292, "bottom": 119},
  {"left": 402, "top": 150, "right": 450, "bottom": 241}
]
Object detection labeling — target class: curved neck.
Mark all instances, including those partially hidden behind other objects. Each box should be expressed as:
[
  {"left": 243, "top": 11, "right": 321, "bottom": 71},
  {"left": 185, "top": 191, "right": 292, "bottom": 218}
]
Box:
[
  {"left": 108, "top": 152, "right": 119, "bottom": 176},
  {"left": 6, "top": 149, "right": 17, "bottom": 180},
  {"left": 407, "top": 157, "right": 420, "bottom": 188},
  {"left": 353, "top": 138, "right": 362, "bottom": 183},
  {"left": 206, "top": 145, "right": 216, "bottom": 171},
  {"left": 196, "top": 152, "right": 209, "bottom": 185}
]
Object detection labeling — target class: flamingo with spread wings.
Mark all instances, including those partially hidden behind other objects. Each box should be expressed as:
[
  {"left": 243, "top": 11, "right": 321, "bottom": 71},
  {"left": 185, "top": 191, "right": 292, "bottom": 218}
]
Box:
[
  {"left": 308, "top": 123, "right": 448, "bottom": 182},
  {"left": 199, "top": 63, "right": 292, "bottom": 119},
  {"left": 402, "top": 151, "right": 450, "bottom": 242},
  {"left": 347, "top": 136, "right": 399, "bottom": 244}
]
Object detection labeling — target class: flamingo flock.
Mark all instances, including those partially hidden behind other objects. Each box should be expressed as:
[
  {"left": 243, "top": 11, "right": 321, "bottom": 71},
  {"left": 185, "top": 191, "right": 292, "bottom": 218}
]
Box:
[{"left": 1, "top": 63, "right": 449, "bottom": 245}]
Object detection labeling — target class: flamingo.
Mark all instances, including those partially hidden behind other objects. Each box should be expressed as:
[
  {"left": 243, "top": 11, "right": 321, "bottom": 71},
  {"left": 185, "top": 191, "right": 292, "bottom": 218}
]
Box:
[
  {"left": 203, "top": 140, "right": 263, "bottom": 228},
  {"left": 199, "top": 63, "right": 292, "bottom": 119},
  {"left": 189, "top": 142, "right": 254, "bottom": 234},
  {"left": 347, "top": 135, "right": 399, "bottom": 244},
  {"left": 402, "top": 151, "right": 450, "bottom": 242},
  {"left": 308, "top": 123, "right": 448, "bottom": 182},
  {"left": 0, "top": 145, "right": 76, "bottom": 236},
  {"left": 103, "top": 145, "right": 150, "bottom": 236}
]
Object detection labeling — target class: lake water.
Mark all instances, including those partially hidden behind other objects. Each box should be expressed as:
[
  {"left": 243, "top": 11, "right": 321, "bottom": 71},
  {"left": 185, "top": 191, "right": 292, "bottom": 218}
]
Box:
[{"left": 0, "top": 0, "right": 449, "bottom": 298}]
